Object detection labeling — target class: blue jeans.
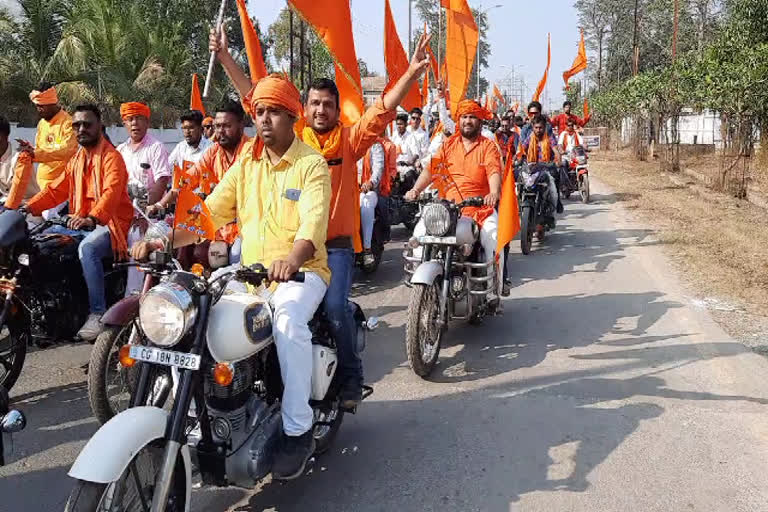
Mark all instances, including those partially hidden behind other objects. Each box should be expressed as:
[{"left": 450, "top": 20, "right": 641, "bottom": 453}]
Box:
[
  {"left": 45, "top": 225, "right": 112, "bottom": 314},
  {"left": 322, "top": 248, "right": 361, "bottom": 385}
]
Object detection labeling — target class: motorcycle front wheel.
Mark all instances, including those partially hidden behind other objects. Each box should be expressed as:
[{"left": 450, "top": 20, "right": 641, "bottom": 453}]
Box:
[
  {"left": 580, "top": 175, "right": 590, "bottom": 203},
  {"left": 64, "top": 443, "right": 187, "bottom": 512},
  {"left": 0, "top": 321, "right": 27, "bottom": 392},
  {"left": 405, "top": 282, "right": 443, "bottom": 378},
  {"left": 520, "top": 206, "right": 534, "bottom": 255}
]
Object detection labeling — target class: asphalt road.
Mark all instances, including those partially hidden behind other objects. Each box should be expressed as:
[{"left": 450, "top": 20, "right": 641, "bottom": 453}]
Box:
[{"left": 3, "top": 178, "right": 768, "bottom": 512}]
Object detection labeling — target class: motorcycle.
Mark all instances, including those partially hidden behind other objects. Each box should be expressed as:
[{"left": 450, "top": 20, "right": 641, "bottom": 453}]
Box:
[
  {"left": 65, "top": 263, "right": 377, "bottom": 511},
  {"left": 0, "top": 210, "right": 126, "bottom": 391},
  {"left": 0, "top": 386, "right": 26, "bottom": 466},
  {"left": 388, "top": 164, "right": 420, "bottom": 232},
  {"left": 518, "top": 163, "right": 558, "bottom": 256},
  {"left": 402, "top": 195, "right": 499, "bottom": 377},
  {"left": 560, "top": 145, "right": 590, "bottom": 203}
]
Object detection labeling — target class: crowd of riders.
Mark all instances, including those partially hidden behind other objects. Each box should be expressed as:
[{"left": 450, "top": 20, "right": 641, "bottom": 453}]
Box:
[{"left": 0, "top": 22, "right": 591, "bottom": 478}]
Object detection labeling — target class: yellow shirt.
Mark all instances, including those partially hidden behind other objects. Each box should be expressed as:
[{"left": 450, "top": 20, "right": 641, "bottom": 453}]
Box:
[
  {"left": 34, "top": 109, "right": 77, "bottom": 189},
  {"left": 205, "top": 136, "right": 332, "bottom": 283}
]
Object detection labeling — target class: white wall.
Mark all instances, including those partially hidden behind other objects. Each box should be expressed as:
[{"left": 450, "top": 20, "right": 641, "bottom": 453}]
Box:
[{"left": 620, "top": 110, "right": 722, "bottom": 147}]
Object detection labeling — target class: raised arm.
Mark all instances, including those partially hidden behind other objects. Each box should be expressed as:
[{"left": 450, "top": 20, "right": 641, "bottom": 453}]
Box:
[
  {"left": 382, "top": 33, "right": 431, "bottom": 112},
  {"left": 209, "top": 24, "right": 254, "bottom": 100}
]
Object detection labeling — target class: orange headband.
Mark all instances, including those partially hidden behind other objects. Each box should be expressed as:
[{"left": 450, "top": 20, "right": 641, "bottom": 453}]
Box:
[
  {"left": 456, "top": 99, "right": 493, "bottom": 121},
  {"left": 202, "top": 116, "right": 214, "bottom": 125},
  {"left": 247, "top": 74, "right": 302, "bottom": 118},
  {"left": 29, "top": 87, "right": 58, "bottom": 106},
  {"left": 120, "top": 102, "right": 151, "bottom": 120}
]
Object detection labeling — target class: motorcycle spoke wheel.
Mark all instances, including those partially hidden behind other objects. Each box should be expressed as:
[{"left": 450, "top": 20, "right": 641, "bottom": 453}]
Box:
[
  {"left": 418, "top": 284, "right": 441, "bottom": 364},
  {"left": 0, "top": 324, "right": 27, "bottom": 391},
  {"left": 405, "top": 282, "right": 442, "bottom": 377}
]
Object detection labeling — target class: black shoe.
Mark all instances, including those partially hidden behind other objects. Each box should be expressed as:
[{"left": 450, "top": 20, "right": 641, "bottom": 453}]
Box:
[
  {"left": 556, "top": 199, "right": 564, "bottom": 214},
  {"left": 340, "top": 380, "right": 363, "bottom": 410},
  {"left": 272, "top": 431, "right": 316, "bottom": 480},
  {"left": 502, "top": 279, "right": 512, "bottom": 297}
]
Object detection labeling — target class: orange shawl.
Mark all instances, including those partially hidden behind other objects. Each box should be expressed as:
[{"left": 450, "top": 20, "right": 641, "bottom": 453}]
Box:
[{"left": 526, "top": 132, "right": 552, "bottom": 163}]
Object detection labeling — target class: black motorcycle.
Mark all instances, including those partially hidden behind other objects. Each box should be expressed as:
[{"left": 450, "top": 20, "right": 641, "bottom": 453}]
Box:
[
  {"left": 518, "top": 163, "right": 558, "bottom": 255},
  {"left": 0, "top": 210, "right": 126, "bottom": 391}
]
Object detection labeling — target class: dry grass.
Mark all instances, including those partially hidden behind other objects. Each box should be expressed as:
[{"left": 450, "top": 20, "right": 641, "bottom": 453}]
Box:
[{"left": 592, "top": 151, "right": 768, "bottom": 322}]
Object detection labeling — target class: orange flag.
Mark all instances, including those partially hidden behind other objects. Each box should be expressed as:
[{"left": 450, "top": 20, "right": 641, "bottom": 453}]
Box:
[
  {"left": 289, "top": 0, "right": 363, "bottom": 126},
  {"left": 484, "top": 94, "right": 491, "bottom": 111},
  {"left": 493, "top": 84, "right": 506, "bottom": 107},
  {"left": 444, "top": 0, "right": 478, "bottom": 117},
  {"left": 495, "top": 156, "right": 521, "bottom": 260},
  {"left": 175, "top": 188, "right": 216, "bottom": 241},
  {"left": 563, "top": 29, "right": 587, "bottom": 89},
  {"left": 190, "top": 74, "right": 206, "bottom": 116},
  {"left": 533, "top": 33, "right": 551, "bottom": 102},
  {"left": 583, "top": 97, "right": 590, "bottom": 118},
  {"left": 172, "top": 161, "right": 195, "bottom": 190},
  {"left": 383, "top": 0, "right": 422, "bottom": 112},
  {"left": 236, "top": 0, "right": 268, "bottom": 84}
]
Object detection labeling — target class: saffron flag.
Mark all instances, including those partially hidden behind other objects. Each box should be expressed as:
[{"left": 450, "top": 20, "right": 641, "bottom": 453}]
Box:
[
  {"left": 236, "top": 0, "right": 268, "bottom": 84},
  {"left": 563, "top": 29, "right": 587, "bottom": 89},
  {"left": 175, "top": 188, "right": 215, "bottom": 241},
  {"left": 533, "top": 33, "right": 551, "bottom": 102},
  {"left": 495, "top": 156, "right": 521, "bottom": 260},
  {"left": 172, "top": 161, "right": 196, "bottom": 190},
  {"left": 583, "top": 97, "right": 590, "bottom": 118},
  {"left": 190, "top": 74, "right": 206, "bottom": 116},
  {"left": 429, "top": 156, "right": 456, "bottom": 199},
  {"left": 444, "top": 0, "right": 478, "bottom": 117},
  {"left": 493, "top": 83, "right": 506, "bottom": 107},
  {"left": 288, "top": 0, "right": 363, "bottom": 126},
  {"left": 383, "top": 0, "right": 422, "bottom": 112}
]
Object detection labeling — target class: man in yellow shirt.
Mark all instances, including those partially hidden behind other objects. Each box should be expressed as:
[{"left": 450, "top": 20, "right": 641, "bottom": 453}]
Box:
[
  {"left": 131, "top": 75, "right": 331, "bottom": 481},
  {"left": 17, "top": 82, "right": 77, "bottom": 192}
]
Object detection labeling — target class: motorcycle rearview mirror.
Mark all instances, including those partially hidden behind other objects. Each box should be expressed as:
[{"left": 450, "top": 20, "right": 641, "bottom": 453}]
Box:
[
  {"left": 364, "top": 316, "right": 379, "bottom": 331},
  {"left": 0, "top": 409, "right": 25, "bottom": 434}
]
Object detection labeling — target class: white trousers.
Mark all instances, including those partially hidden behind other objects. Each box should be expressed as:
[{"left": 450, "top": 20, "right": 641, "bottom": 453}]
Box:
[
  {"left": 359, "top": 191, "right": 378, "bottom": 250},
  {"left": 413, "top": 211, "right": 503, "bottom": 294},
  {"left": 270, "top": 272, "right": 327, "bottom": 436}
]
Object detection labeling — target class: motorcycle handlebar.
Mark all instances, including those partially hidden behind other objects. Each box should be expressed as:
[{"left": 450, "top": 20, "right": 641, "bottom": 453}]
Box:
[
  {"left": 459, "top": 196, "right": 485, "bottom": 208},
  {"left": 47, "top": 215, "right": 96, "bottom": 231}
]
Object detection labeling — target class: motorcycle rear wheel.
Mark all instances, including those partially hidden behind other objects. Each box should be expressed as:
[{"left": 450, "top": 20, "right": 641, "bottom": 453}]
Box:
[
  {"left": 520, "top": 206, "right": 534, "bottom": 255},
  {"left": 0, "top": 322, "right": 27, "bottom": 392},
  {"left": 580, "top": 175, "right": 590, "bottom": 203},
  {"left": 64, "top": 443, "right": 187, "bottom": 512},
  {"left": 405, "top": 282, "right": 442, "bottom": 378}
]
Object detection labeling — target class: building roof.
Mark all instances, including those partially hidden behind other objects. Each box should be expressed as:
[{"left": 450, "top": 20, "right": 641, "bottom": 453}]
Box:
[{"left": 362, "top": 76, "right": 387, "bottom": 94}]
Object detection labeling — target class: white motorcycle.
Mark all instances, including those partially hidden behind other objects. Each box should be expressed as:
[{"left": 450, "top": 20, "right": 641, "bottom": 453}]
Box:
[{"left": 63, "top": 263, "right": 376, "bottom": 511}]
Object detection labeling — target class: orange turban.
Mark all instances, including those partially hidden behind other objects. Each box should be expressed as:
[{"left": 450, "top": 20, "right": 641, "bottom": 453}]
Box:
[
  {"left": 202, "top": 116, "right": 214, "bottom": 125},
  {"left": 246, "top": 74, "right": 302, "bottom": 118},
  {"left": 455, "top": 100, "right": 493, "bottom": 121},
  {"left": 29, "top": 87, "right": 58, "bottom": 106},
  {"left": 120, "top": 102, "right": 151, "bottom": 120}
]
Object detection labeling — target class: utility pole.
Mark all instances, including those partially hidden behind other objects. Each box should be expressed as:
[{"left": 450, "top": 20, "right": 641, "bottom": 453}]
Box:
[
  {"left": 632, "top": 0, "right": 640, "bottom": 75},
  {"left": 437, "top": 1, "right": 441, "bottom": 80},
  {"left": 289, "top": 10, "right": 294, "bottom": 81},
  {"left": 672, "top": 0, "right": 680, "bottom": 62},
  {"left": 408, "top": 0, "right": 412, "bottom": 58}
]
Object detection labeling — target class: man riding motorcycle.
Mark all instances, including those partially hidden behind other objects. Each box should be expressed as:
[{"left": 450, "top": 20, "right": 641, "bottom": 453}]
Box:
[
  {"left": 551, "top": 100, "right": 591, "bottom": 134},
  {"left": 209, "top": 28, "right": 430, "bottom": 409},
  {"left": 358, "top": 141, "right": 385, "bottom": 265},
  {"left": 132, "top": 75, "right": 332, "bottom": 481},
  {"left": 405, "top": 99, "right": 505, "bottom": 296},
  {"left": 24, "top": 104, "right": 133, "bottom": 341},
  {"left": 517, "top": 115, "right": 563, "bottom": 214},
  {"left": 558, "top": 118, "right": 582, "bottom": 154}
]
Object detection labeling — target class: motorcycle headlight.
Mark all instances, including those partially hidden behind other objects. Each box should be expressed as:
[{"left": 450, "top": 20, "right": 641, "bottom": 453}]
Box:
[
  {"left": 422, "top": 203, "right": 451, "bottom": 236},
  {"left": 577, "top": 155, "right": 587, "bottom": 164},
  {"left": 525, "top": 172, "right": 538, "bottom": 188},
  {"left": 139, "top": 283, "right": 197, "bottom": 347}
]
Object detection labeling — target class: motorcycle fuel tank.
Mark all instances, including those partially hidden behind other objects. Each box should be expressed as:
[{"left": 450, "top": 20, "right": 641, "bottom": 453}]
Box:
[
  {"left": 455, "top": 216, "right": 478, "bottom": 246},
  {"left": 206, "top": 292, "right": 274, "bottom": 363}
]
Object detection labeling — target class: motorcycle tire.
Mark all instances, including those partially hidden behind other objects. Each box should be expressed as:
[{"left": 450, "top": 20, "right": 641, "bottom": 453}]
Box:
[
  {"left": 88, "top": 325, "right": 135, "bottom": 424},
  {"left": 520, "top": 206, "right": 534, "bottom": 255},
  {"left": 580, "top": 175, "right": 590, "bottom": 204},
  {"left": 65, "top": 444, "right": 187, "bottom": 512},
  {"left": 405, "top": 282, "right": 443, "bottom": 378},
  {"left": 0, "top": 323, "right": 27, "bottom": 392}
]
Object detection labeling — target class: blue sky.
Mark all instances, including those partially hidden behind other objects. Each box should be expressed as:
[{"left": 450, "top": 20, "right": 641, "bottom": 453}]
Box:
[{"left": 249, "top": 0, "right": 582, "bottom": 111}]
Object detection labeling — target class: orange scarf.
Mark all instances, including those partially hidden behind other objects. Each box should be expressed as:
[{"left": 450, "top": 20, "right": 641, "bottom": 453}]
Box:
[
  {"left": 563, "top": 130, "right": 580, "bottom": 148},
  {"left": 527, "top": 132, "right": 551, "bottom": 163},
  {"left": 299, "top": 121, "right": 343, "bottom": 159},
  {"left": 72, "top": 139, "right": 129, "bottom": 259}
]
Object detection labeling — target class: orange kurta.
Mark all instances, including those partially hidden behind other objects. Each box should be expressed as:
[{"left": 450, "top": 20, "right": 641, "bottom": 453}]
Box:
[
  {"left": 434, "top": 134, "right": 501, "bottom": 224},
  {"left": 299, "top": 98, "right": 396, "bottom": 247},
  {"left": 27, "top": 137, "right": 133, "bottom": 253}
]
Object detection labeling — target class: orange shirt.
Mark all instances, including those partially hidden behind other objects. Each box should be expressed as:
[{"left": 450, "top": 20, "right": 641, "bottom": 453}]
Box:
[
  {"left": 184, "top": 134, "right": 251, "bottom": 194},
  {"left": 27, "top": 137, "right": 133, "bottom": 245},
  {"left": 434, "top": 134, "right": 501, "bottom": 223},
  {"left": 303, "top": 99, "right": 396, "bottom": 246}
]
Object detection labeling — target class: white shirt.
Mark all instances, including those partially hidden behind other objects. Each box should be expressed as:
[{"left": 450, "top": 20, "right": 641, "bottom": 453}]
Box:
[
  {"left": 168, "top": 137, "right": 212, "bottom": 169},
  {"left": 421, "top": 131, "right": 447, "bottom": 170},
  {"left": 117, "top": 133, "right": 172, "bottom": 188},
  {"left": 558, "top": 130, "right": 582, "bottom": 153},
  {"left": 356, "top": 142, "right": 386, "bottom": 188},
  {"left": 0, "top": 145, "right": 39, "bottom": 201},
  {"left": 405, "top": 126, "right": 430, "bottom": 161},
  {"left": 390, "top": 129, "right": 412, "bottom": 165}
]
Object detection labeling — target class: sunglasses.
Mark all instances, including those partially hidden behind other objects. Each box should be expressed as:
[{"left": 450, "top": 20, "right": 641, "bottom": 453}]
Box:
[{"left": 203, "top": 124, "right": 213, "bottom": 129}]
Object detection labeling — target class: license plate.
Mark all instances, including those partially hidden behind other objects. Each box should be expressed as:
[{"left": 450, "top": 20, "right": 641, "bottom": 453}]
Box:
[
  {"left": 129, "top": 345, "right": 201, "bottom": 370},
  {"left": 419, "top": 235, "right": 456, "bottom": 245}
]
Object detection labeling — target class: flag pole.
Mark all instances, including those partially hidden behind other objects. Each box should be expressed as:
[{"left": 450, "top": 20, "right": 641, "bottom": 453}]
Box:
[
  {"left": 437, "top": 2, "right": 441, "bottom": 81},
  {"left": 203, "top": 0, "right": 228, "bottom": 98}
]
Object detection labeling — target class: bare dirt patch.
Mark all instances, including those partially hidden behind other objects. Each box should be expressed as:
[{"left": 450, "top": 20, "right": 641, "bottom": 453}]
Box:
[{"left": 591, "top": 151, "right": 768, "bottom": 349}]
